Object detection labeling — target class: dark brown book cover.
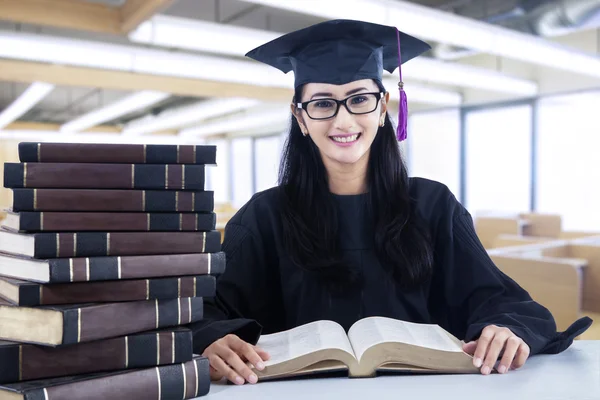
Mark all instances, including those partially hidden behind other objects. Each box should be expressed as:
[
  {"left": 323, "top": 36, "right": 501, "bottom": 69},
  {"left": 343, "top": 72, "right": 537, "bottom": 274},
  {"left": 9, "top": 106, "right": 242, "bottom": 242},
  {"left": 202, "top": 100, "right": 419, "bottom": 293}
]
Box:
[
  {"left": 0, "top": 229, "right": 221, "bottom": 259},
  {"left": 5, "top": 211, "right": 216, "bottom": 232},
  {"left": 11, "top": 188, "right": 214, "bottom": 212},
  {"left": 0, "top": 327, "right": 193, "bottom": 384},
  {"left": 0, "top": 252, "right": 225, "bottom": 284},
  {"left": 3, "top": 163, "right": 205, "bottom": 190},
  {"left": 19, "top": 142, "right": 216, "bottom": 165},
  {"left": 0, "top": 275, "right": 215, "bottom": 306},
  {"left": 0, "top": 355, "right": 210, "bottom": 399},
  {"left": 0, "top": 297, "right": 204, "bottom": 346}
]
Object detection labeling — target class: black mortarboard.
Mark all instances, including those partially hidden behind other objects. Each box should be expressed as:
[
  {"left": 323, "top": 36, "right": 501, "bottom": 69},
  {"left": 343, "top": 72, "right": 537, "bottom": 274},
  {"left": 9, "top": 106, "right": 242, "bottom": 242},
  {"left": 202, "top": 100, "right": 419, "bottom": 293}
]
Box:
[{"left": 245, "top": 19, "right": 432, "bottom": 141}]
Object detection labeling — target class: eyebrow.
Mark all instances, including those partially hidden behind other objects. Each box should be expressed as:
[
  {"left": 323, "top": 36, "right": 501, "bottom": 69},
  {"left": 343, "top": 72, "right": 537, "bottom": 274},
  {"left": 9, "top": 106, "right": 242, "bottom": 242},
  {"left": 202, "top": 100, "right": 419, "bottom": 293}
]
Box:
[{"left": 310, "top": 87, "right": 370, "bottom": 100}]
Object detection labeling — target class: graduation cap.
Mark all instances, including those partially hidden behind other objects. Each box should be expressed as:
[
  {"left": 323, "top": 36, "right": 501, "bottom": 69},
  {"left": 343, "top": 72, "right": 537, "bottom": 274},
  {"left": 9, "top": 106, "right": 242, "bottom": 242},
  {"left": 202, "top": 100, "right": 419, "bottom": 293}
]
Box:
[{"left": 245, "top": 19, "right": 432, "bottom": 141}]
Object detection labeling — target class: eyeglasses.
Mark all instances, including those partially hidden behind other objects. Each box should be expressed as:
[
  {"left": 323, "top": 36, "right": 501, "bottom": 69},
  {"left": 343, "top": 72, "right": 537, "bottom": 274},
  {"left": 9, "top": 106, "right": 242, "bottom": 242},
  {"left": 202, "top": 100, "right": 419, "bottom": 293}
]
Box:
[{"left": 296, "top": 92, "right": 384, "bottom": 120}]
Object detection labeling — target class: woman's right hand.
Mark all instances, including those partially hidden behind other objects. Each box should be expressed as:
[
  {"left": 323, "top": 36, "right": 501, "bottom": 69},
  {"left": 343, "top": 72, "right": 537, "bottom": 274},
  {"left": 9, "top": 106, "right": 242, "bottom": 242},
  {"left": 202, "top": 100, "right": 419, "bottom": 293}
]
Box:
[{"left": 202, "top": 334, "right": 270, "bottom": 385}]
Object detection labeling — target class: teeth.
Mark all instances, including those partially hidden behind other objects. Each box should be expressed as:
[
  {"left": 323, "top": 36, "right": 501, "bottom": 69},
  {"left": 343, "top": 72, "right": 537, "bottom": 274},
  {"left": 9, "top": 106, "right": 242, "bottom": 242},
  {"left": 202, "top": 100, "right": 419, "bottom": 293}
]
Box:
[{"left": 332, "top": 134, "right": 358, "bottom": 143}]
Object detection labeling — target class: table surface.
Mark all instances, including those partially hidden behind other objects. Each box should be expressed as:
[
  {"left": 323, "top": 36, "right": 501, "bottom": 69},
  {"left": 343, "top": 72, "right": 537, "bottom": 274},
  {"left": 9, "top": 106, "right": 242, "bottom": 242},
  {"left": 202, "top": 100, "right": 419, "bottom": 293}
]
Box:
[{"left": 198, "top": 340, "right": 600, "bottom": 400}]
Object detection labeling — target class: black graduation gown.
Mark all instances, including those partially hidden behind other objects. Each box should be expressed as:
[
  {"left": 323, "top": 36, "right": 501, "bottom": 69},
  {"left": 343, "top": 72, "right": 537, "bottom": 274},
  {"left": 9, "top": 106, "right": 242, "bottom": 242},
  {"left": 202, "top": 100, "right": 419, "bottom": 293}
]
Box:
[{"left": 189, "top": 177, "right": 591, "bottom": 355}]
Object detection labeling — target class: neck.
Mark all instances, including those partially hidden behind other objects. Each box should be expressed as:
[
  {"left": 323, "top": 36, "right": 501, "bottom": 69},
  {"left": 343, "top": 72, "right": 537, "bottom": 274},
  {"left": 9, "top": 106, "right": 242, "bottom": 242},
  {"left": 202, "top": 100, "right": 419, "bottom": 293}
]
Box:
[{"left": 323, "top": 153, "right": 369, "bottom": 195}]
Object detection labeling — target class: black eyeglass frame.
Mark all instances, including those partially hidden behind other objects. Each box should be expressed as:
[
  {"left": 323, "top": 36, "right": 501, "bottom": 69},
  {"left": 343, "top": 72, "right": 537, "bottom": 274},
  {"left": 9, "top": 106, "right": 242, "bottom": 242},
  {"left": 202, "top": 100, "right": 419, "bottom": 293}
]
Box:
[{"left": 296, "top": 91, "right": 385, "bottom": 120}]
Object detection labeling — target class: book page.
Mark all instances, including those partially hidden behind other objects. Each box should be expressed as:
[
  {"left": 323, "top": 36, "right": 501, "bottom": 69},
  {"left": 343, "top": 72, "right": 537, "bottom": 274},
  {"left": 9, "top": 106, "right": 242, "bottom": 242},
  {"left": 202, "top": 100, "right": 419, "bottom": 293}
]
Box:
[
  {"left": 255, "top": 320, "right": 355, "bottom": 366},
  {"left": 348, "top": 317, "right": 462, "bottom": 362}
]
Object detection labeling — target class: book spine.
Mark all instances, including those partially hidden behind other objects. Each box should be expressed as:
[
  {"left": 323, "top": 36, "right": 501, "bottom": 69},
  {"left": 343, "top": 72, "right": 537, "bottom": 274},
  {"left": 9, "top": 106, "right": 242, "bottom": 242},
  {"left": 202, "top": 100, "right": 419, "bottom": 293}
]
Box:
[
  {"left": 61, "top": 297, "right": 204, "bottom": 345},
  {"left": 11, "top": 189, "right": 214, "bottom": 212},
  {"left": 17, "top": 211, "right": 216, "bottom": 232},
  {"left": 19, "top": 142, "right": 217, "bottom": 164},
  {"left": 0, "top": 329, "right": 193, "bottom": 384},
  {"left": 33, "top": 231, "right": 221, "bottom": 259},
  {"left": 15, "top": 276, "right": 216, "bottom": 306},
  {"left": 22, "top": 357, "right": 210, "bottom": 400},
  {"left": 3, "top": 163, "right": 205, "bottom": 190},
  {"left": 47, "top": 252, "right": 225, "bottom": 283}
]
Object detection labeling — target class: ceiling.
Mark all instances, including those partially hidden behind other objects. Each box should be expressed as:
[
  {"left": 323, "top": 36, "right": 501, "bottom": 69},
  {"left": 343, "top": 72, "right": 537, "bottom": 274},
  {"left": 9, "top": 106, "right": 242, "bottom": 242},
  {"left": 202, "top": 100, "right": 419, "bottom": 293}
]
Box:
[{"left": 0, "top": 0, "right": 599, "bottom": 135}]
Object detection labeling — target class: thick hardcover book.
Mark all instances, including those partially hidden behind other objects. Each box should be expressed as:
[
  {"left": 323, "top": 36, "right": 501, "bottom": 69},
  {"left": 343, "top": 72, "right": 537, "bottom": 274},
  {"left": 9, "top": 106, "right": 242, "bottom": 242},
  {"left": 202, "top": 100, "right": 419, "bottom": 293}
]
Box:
[
  {"left": 0, "top": 355, "right": 210, "bottom": 400},
  {"left": 0, "top": 297, "right": 204, "bottom": 346},
  {"left": 18, "top": 142, "right": 216, "bottom": 165},
  {"left": 0, "top": 252, "right": 225, "bottom": 284},
  {"left": 0, "top": 275, "right": 216, "bottom": 306},
  {"left": 3, "top": 163, "right": 205, "bottom": 190},
  {"left": 0, "top": 327, "right": 193, "bottom": 384},
  {"left": 0, "top": 229, "right": 221, "bottom": 259},
  {"left": 3, "top": 210, "right": 217, "bottom": 232},
  {"left": 10, "top": 188, "right": 214, "bottom": 212}
]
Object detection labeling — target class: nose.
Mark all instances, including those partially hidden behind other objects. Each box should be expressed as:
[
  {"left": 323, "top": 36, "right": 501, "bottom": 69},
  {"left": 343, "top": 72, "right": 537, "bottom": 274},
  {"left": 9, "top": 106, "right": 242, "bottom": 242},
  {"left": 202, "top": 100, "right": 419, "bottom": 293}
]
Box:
[{"left": 332, "top": 103, "right": 355, "bottom": 131}]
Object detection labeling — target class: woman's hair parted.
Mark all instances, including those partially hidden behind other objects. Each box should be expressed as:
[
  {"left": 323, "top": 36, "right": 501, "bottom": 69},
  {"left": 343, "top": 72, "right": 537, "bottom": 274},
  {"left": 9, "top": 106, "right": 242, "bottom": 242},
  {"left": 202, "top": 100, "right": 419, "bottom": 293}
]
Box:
[{"left": 277, "top": 79, "right": 434, "bottom": 293}]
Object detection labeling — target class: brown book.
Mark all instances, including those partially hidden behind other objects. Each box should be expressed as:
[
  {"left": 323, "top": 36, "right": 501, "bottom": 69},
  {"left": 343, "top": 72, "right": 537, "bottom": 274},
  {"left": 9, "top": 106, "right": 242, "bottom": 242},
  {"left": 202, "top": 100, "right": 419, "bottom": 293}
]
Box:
[
  {"left": 19, "top": 142, "right": 216, "bottom": 165},
  {"left": 251, "top": 317, "right": 479, "bottom": 381},
  {"left": 3, "top": 163, "right": 205, "bottom": 190},
  {"left": 0, "top": 297, "right": 203, "bottom": 346},
  {"left": 0, "top": 252, "right": 224, "bottom": 284},
  {"left": 10, "top": 188, "right": 214, "bottom": 212},
  {"left": 0, "top": 229, "right": 221, "bottom": 259},
  {"left": 3, "top": 210, "right": 216, "bottom": 232},
  {"left": 0, "top": 327, "right": 193, "bottom": 384},
  {"left": 0, "top": 275, "right": 215, "bottom": 306},
  {"left": 0, "top": 355, "right": 210, "bottom": 400}
]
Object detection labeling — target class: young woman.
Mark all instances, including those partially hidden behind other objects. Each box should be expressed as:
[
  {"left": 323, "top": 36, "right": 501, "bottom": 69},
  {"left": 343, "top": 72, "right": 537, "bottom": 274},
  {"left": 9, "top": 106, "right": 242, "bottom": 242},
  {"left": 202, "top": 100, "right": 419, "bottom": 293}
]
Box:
[{"left": 189, "top": 19, "right": 591, "bottom": 385}]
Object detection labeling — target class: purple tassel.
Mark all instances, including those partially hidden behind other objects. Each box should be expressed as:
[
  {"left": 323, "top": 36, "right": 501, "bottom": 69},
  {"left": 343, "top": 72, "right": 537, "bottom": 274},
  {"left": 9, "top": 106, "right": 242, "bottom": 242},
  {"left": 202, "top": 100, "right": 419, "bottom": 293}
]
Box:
[
  {"left": 395, "top": 28, "right": 407, "bottom": 142},
  {"left": 397, "top": 84, "right": 408, "bottom": 141}
]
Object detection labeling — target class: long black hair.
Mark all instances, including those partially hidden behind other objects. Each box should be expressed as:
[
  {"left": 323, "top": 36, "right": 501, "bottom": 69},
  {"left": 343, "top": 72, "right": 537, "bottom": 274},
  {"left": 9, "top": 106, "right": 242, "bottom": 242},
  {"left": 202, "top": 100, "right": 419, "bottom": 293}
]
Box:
[{"left": 278, "top": 79, "right": 434, "bottom": 292}]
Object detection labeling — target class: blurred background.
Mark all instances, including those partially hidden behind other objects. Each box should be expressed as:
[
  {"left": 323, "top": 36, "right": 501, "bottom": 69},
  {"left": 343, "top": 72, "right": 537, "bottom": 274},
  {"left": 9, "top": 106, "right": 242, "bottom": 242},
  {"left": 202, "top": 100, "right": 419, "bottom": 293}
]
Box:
[{"left": 0, "top": 0, "right": 599, "bottom": 338}]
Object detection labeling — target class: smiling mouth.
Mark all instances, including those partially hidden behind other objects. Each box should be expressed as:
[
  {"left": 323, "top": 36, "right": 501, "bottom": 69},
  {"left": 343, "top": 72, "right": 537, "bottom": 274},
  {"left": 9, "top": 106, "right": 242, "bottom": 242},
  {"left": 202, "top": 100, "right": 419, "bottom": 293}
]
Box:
[{"left": 330, "top": 133, "right": 361, "bottom": 143}]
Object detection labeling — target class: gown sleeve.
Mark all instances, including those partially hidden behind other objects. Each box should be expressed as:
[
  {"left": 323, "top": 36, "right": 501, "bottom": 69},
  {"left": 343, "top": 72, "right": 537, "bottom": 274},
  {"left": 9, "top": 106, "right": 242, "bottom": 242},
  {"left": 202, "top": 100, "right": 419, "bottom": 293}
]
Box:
[
  {"left": 189, "top": 216, "right": 283, "bottom": 354},
  {"left": 430, "top": 193, "right": 592, "bottom": 356}
]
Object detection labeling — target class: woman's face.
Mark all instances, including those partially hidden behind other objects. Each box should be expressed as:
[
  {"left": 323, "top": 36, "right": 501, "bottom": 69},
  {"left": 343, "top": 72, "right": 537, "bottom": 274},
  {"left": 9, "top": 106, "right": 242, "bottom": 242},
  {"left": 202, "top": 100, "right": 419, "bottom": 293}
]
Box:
[{"left": 293, "top": 79, "right": 389, "bottom": 167}]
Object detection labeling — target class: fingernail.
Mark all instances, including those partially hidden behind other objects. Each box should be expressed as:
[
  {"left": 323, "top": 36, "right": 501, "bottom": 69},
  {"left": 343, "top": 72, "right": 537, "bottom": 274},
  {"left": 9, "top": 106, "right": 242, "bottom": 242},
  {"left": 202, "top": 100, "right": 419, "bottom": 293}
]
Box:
[
  {"left": 498, "top": 365, "right": 507, "bottom": 374},
  {"left": 235, "top": 376, "right": 244, "bottom": 385},
  {"left": 248, "top": 374, "right": 258, "bottom": 384},
  {"left": 474, "top": 357, "right": 482, "bottom": 368},
  {"left": 256, "top": 362, "right": 265, "bottom": 370},
  {"left": 481, "top": 366, "right": 491, "bottom": 375}
]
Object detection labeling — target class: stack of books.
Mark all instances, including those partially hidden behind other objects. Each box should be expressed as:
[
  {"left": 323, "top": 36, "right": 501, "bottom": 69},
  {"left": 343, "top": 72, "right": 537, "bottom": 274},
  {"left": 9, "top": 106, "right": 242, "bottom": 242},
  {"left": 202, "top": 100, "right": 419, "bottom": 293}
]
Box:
[{"left": 0, "top": 142, "right": 223, "bottom": 399}]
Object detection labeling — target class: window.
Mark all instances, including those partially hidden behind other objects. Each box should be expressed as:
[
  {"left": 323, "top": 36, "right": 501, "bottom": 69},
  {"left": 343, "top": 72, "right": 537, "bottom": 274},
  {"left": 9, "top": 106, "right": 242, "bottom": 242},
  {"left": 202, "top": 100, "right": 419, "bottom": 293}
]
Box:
[
  {"left": 204, "top": 138, "right": 229, "bottom": 204},
  {"left": 254, "top": 135, "right": 283, "bottom": 192},
  {"left": 407, "top": 109, "right": 461, "bottom": 198},
  {"left": 535, "top": 91, "right": 600, "bottom": 231},
  {"left": 465, "top": 104, "right": 532, "bottom": 215},
  {"left": 230, "top": 137, "right": 253, "bottom": 208}
]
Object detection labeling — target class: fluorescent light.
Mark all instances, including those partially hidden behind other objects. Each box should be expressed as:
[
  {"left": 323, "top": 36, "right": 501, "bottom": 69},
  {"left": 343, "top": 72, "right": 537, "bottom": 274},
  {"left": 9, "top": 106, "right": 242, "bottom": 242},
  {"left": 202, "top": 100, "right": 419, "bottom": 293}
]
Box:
[
  {"left": 0, "top": 82, "right": 54, "bottom": 129},
  {"left": 122, "top": 97, "right": 261, "bottom": 136},
  {"left": 179, "top": 104, "right": 291, "bottom": 137},
  {"left": 385, "top": 79, "right": 462, "bottom": 105},
  {"left": 129, "top": 16, "right": 537, "bottom": 96},
  {"left": 0, "top": 130, "right": 192, "bottom": 144},
  {"left": 236, "top": 0, "right": 600, "bottom": 78},
  {"left": 403, "top": 58, "right": 537, "bottom": 96},
  {"left": 0, "top": 31, "right": 459, "bottom": 106},
  {"left": 129, "top": 15, "right": 278, "bottom": 58},
  {"left": 60, "top": 90, "right": 170, "bottom": 134}
]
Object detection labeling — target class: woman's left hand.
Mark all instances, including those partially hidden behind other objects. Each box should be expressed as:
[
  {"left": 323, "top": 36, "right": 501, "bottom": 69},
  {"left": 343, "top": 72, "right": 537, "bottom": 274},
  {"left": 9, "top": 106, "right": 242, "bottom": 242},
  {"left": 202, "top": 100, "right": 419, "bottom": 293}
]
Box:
[{"left": 462, "top": 324, "right": 530, "bottom": 375}]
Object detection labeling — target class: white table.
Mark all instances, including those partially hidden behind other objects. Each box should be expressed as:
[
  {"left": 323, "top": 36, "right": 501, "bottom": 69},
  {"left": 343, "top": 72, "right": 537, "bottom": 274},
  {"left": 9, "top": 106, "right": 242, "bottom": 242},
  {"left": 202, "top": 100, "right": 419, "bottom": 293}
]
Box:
[{"left": 199, "top": 340, "right": 600, "bottom": 400}]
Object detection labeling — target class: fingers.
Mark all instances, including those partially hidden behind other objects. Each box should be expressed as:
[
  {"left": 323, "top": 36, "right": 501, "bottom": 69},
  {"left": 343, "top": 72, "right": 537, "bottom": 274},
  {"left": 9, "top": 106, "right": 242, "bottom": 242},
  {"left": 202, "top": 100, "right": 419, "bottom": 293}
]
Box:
[
  {"left": 511, "top": 342, "right": 531, "bottom": 370},
  {"left": 208, "top": 353, "right": 247, "bottom": 385},
  {"left": 203, "top": 334, "right": 268, "bottom": 385},
  {"left": 480, "top": 328, "right": 511, "bottom": 375},
  {"left": 229, "top": 337, "right": 268, "bottom": 371},
  {"left": 462, "top": 340, "right": 478, "bottom": 355},
  {"left": 472, "top": 326, "right": 495, "bottom": 369},
  {"left": 254, "top": 345, "right": 271, "bottom": 361},
  {"left": 497, "top": 336, "right": 522, "bottom": 374}
]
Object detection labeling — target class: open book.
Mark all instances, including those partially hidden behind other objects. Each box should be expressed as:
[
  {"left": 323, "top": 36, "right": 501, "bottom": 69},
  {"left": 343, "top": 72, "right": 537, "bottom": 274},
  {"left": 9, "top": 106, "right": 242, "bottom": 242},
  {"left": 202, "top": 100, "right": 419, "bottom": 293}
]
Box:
[{"left": 252, "top": 316, "right": 480, "bottom": 380}]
